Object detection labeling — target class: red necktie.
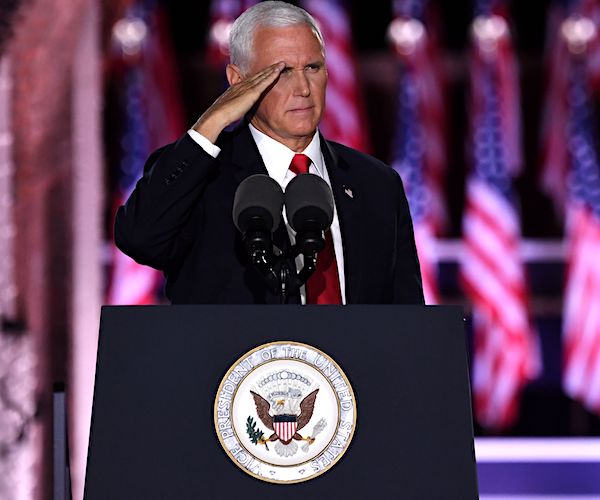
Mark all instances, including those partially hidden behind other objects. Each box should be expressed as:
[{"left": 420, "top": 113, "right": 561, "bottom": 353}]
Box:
[{"left": 289, "top": 154, "right": 342, "bottom": 304}]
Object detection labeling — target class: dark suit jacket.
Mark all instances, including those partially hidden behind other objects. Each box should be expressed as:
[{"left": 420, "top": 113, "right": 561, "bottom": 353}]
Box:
[{"left": 115, "top": 125, "right": 424, "bottom": 304}]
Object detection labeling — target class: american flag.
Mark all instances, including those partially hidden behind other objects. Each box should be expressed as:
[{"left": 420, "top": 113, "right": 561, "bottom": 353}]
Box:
[
  {"left": 206, "top": 0, "right": 258, "bottom": 69},
  {"left": 578, "top": 0, "right": 600, "bottom": 92},
  {"left": 107, "top": 0, "right": 185, "bottom": 305},
  {"left": 538, "top": 1, "right": 600, "bottom": 214},
  {"left": 301, "top": 0, "right": 370, "bottom": 152},
  {"left": 562, "top": 56, "right": 600, "bottom": 414},
  {"left": 389, "top": 0, "right": 444, "bottom": 304},
  {"left": 390, "top": 0, "right": 447, "bottom": 233},
  {"left": 461, "top": 1, "right": 539, "bottom": 430},
  {"left": 539, "top": 4, "right": 571, "bottom": 215}
]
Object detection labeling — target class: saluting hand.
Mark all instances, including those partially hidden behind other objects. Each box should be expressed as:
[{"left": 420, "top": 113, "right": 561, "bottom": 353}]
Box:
[{"left": 192, "top": 61, "right": 285, "bottom": 143}]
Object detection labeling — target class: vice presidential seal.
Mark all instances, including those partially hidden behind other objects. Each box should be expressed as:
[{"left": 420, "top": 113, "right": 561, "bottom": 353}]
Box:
[{"left": 214, "top": 341, "right": 356, "bottom": 483}]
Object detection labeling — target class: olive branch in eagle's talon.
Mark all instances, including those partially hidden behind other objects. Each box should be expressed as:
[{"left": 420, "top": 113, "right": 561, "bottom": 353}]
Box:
[{"left": 246, "top": 416, "right": 269, "bottom": 451}]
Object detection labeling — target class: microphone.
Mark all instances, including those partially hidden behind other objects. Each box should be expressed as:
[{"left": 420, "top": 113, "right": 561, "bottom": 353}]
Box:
[
  {"left": 284, "top": 173, "right": 334, "bottom": 274},
  {"left": 232, "top": 172, "right": 335, "bottom": 302},
  {"left": 232, "top": 174, "right": 284, "bottom": 260}
]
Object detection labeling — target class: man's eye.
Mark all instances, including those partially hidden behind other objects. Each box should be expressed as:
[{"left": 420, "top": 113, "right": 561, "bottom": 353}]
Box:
[
  {"left": 281, "top": 67, "right": 292, "bottom": 74},
  {"left": 306, "top": 64, "right": 321, "bottom": 72}
]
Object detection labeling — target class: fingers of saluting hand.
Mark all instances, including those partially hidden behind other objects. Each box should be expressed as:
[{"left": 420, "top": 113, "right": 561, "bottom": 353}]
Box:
[
  {"left": 221, "top": 61, "right": 285, "bottom": 104},
  {"left": 243, "top": 62, "right": 286, "bottom": 86},
  {"left": 248, "top": 61, "right": 286, "bottom": 87},
  {"left": 192, "top": 62, "right": 285, "bottom": 142}
]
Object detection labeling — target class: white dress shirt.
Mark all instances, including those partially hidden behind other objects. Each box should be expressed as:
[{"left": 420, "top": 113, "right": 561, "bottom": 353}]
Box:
[{"left": 187, "top": 126, "right": 346, "bottom": 304}]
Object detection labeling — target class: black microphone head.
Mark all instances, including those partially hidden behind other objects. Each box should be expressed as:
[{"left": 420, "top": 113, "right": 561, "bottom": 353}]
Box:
[
  {"left": 284, "top": 173, "right": 334, "bottom": 232},
  {"left": 232, "top": 174, "right": 284, "bottom": 233}
]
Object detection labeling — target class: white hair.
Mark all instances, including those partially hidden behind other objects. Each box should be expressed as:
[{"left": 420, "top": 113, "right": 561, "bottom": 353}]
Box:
[{"left": 229, "top": 1, "right": 325, "bottom": 73}]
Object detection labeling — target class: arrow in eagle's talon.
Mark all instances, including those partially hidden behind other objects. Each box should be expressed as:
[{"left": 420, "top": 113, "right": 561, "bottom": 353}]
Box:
[{"left": 301, "top": 435, "right": 317, "bottom": 452}]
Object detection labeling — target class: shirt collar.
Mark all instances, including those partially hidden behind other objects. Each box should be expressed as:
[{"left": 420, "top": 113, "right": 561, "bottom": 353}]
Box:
[{"left": 248, "top": 124, "right": 323, "bottom": 185}]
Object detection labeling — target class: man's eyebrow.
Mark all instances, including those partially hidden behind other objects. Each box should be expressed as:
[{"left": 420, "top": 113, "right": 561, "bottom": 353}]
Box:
[{"left": 279, "top": 61, "right": 323, "bottom": 71}]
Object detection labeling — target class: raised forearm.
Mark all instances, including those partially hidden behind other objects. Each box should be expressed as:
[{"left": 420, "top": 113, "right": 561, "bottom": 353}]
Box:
[{"left": 114, "top": 135, "right": 217, "bottom": 269}]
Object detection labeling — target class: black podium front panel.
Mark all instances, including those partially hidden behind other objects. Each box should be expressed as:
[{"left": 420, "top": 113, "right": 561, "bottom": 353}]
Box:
[{"left": 85, "top": 305, "right": 478, "bottom": 499}]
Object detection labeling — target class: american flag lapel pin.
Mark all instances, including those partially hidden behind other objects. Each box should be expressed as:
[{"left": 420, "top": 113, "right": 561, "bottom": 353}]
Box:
[{"left": 343, "top": 186, "right": 353, "bottom": 199}]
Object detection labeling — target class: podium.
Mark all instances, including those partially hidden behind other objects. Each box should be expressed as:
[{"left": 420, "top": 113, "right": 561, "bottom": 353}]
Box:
[{"left": 84, "top": 305, "right": 478, "bottom": 499}]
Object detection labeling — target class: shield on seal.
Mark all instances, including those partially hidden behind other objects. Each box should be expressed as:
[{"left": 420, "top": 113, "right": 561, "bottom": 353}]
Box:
[{"left": 273, "top": 415, "right": 297, "bottom": 442}]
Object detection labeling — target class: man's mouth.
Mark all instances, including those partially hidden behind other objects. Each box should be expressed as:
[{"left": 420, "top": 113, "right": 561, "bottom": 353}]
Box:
[{"left": 289, "top": 106, "right": 314, "bottom": 113}]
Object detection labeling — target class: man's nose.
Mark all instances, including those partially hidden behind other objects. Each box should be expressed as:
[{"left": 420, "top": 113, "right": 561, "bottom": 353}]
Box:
[{"left": 292, "top": 70, "right": 311, "bottom": 97}]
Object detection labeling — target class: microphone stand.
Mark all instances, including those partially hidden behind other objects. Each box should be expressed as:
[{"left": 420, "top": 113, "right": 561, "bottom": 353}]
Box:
[
  {"left": 244, "top": 225, "right": 325, "bottom": 304},
  {"left": 275, "top": 226, "right": 324, "bottom": 303},
  {"left": 279, "top": 261, "right": 290, "bottom": 304},
  {"left": 245, "top": 240, "right": 302, "bottom": 303},
  {"left": 244, "top": 219, "right": 280, "bottom": 294}
]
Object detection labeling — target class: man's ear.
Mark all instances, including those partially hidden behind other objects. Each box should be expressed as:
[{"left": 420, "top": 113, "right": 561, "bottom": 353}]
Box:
[{"left": 226, "top": 64, "right": 243, "bottom": 86}]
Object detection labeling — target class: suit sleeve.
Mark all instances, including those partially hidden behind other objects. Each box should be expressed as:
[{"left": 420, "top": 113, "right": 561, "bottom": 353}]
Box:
[
  {"left": 391, "top": 169, "right": 425, "bottom": 304},
  {"left": 114, "top": 133, "right": 218, "bottom": 272}
]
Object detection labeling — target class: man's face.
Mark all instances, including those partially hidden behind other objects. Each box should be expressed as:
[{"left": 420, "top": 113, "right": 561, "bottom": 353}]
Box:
[{"left": 242, "top": 24, "right": 327, "bottom": 151}]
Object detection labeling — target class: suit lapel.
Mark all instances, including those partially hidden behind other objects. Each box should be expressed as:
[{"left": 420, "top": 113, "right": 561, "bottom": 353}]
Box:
[
  {"left": 321, "top": 137, "right": 363, "bottom": 304},
  {"left": 230, "top": 124, "right": 269, "bottom": 181},
  {"left": 229, "top": 125, "right": 291, "bottom": 255}
]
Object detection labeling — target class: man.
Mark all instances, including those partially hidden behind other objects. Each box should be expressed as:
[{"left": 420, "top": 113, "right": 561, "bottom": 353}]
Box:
[{"left": 115, "top": 1, "right": 424, "bottom": 305}]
